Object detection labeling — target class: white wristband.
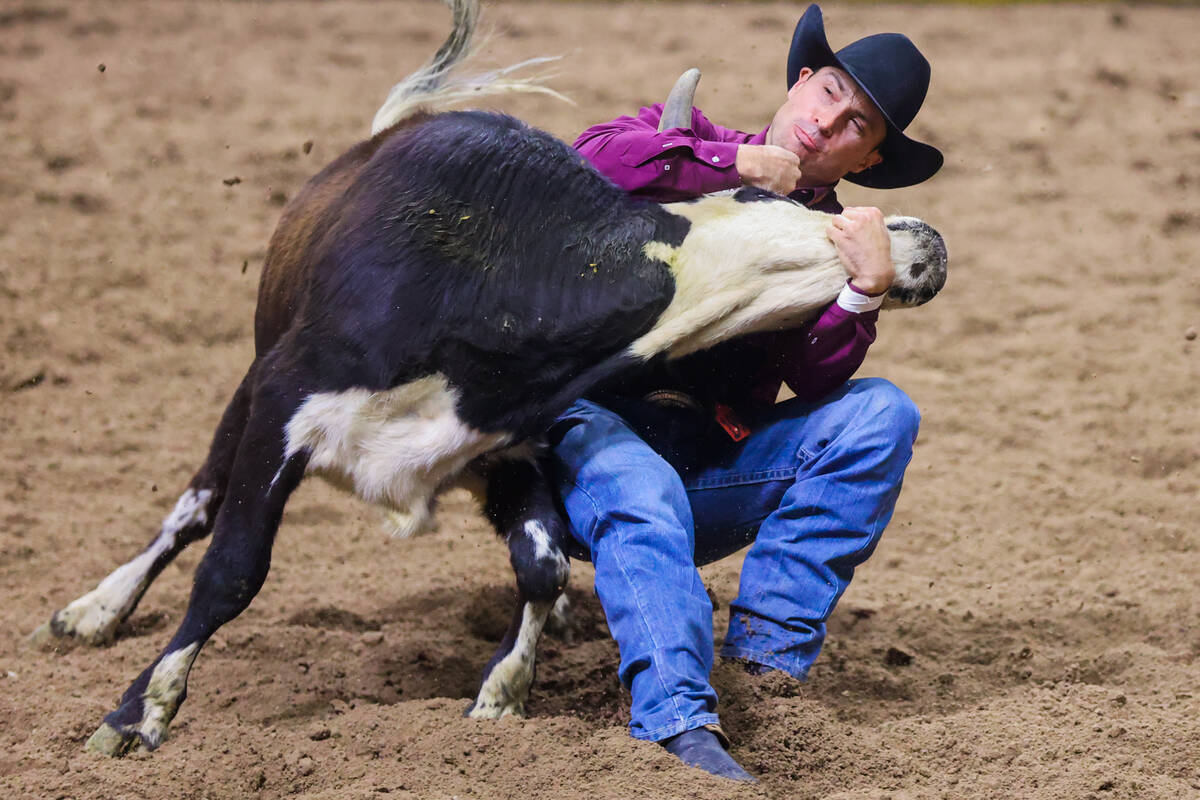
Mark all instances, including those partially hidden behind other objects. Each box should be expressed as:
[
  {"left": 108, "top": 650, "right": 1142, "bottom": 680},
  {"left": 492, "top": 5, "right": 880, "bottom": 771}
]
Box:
[{"left": 836, "top": 283, "right": 885, "bottom": 314}]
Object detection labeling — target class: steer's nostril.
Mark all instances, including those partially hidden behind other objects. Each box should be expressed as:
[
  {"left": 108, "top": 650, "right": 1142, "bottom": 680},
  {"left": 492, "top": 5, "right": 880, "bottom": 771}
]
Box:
[{"left": 931, "top": 263, "right": 947, "bottom": 293}]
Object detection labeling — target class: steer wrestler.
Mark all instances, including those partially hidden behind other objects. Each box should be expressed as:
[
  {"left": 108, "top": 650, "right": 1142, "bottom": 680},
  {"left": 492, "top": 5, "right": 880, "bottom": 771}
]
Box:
[{"left": 549, "top": 4, "right": 944, "bottom": 781}]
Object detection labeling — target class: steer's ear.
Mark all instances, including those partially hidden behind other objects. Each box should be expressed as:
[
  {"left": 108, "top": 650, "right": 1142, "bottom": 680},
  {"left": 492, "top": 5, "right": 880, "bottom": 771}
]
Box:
[{"left": 732, "top": 187, "right": 784, "bottom": 204}]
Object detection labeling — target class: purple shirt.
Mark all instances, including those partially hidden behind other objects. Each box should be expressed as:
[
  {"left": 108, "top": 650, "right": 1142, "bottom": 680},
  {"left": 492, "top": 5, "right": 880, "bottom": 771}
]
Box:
[{"left": 574, "top": 104, "right": 878, "bottom": 406}]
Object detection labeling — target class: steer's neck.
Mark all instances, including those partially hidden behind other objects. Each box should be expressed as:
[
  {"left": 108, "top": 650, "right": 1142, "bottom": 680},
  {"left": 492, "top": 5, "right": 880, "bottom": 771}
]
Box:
[{"left": 628, "top": 195, "right": 849, "bottom": 361}]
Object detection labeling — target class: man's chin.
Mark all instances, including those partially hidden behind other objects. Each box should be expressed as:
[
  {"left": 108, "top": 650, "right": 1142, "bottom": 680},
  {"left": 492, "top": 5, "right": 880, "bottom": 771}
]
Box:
[{"left": 797, "top": 163, "right": 835, "bottom": 187}]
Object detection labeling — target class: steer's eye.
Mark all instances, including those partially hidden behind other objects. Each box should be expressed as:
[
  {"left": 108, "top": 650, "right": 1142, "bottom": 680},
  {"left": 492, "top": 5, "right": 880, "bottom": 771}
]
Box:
[{"left": 909, "top": 261, "right": 927, "bottom": 277}]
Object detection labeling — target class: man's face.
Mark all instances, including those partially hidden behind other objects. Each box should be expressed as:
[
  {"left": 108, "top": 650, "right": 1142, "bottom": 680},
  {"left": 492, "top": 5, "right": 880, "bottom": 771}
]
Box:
[{"left": 766, "top": 66, "right": 887, "bottom": 187}]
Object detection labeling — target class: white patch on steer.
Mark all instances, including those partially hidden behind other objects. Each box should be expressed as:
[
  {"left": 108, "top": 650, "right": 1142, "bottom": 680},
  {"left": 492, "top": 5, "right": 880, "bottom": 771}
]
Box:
[
  {"left": 284, "top": 374, "right": 512, "bottom": 538},
  {"left": 521, "top": 520, "right": 569, "bottom": 584},
  {"left": 161, "top": 488, "right": 213, "bottom": 534},
  {"left": 136, "top": 642, "right": 200, "bottom": 749},
  {"left": 467, "top": 599, "right": 553, "bottom": 719},
  {"left": 45, "top": 488, "right": 213, "bottom": 644},
  {"left": 524, "top": 519, "right": 554, "bottom": 560},
  {"left": 633, "top": 197, "right": 849, "bottom": 361}
]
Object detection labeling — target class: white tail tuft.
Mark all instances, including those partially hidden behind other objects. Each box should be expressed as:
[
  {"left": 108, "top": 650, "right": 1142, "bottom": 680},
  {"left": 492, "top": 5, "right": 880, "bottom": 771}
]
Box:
[{"left": 370, "top": 0, "right": 570, "bottom": 136}]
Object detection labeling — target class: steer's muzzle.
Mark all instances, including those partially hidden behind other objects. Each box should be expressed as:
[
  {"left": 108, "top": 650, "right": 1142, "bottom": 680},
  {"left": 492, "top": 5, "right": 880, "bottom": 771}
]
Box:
[{"left": 884, "top": 217, "right": 948, "bottom": 309}]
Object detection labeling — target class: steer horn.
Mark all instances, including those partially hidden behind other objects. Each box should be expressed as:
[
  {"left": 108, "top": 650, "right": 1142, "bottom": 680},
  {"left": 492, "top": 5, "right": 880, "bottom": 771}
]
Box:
[{"left": 657, "top": 68, "right": 701, "bottom": 132}]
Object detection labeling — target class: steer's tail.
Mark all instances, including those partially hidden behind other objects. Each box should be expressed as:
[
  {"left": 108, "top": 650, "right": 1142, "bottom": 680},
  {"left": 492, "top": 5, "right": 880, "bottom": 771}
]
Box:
[{"left": 371, "top": 0, "right": 567, "bottom": 136}]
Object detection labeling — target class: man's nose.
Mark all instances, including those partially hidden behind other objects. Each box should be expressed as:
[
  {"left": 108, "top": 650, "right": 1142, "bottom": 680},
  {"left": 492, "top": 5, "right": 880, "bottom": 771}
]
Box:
[
  {"left": 816, "top": 102, "right": 850, "bottom": 137},
  {"left": 815, "top": 113, "right": 835, "bottom": 138}
]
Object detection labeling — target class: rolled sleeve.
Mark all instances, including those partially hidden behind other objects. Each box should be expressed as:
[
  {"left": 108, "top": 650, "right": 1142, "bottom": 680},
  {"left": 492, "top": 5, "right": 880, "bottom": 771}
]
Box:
[{"left": 574, "top": 104, "right": 754, "bottom": 201}]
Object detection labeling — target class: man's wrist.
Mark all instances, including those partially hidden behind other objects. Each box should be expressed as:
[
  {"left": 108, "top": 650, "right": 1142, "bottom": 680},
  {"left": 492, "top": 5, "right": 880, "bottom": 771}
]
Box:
[
  {"left": 847, "top": 278, "right": 889, "bottom": 297},
  {"left": 837, "top": 280, "right": 885, "bottom": 313}
]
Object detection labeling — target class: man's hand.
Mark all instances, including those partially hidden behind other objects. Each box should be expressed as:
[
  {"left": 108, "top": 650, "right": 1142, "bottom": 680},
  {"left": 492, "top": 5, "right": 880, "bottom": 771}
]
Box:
[
  {"left": 735, "top": 144, "right": 802, "bottom": 195},
  {"left": 827, "top": 206, "right": 894, "bottom": 296}
]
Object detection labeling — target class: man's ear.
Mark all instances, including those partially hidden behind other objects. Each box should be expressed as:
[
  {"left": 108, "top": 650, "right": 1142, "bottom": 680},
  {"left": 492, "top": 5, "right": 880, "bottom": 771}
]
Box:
[
  {"left": 854, "top": 149, "right": 884, "bottom": 173},
  {"left": 787, "top": 67, "right": 815, "bottom": 98}
]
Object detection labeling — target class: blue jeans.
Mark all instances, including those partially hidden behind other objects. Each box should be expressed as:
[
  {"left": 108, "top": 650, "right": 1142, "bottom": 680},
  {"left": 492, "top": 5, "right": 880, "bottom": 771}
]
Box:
[{"left": 550, "top": 378, "right": 919, "bottom": 742}]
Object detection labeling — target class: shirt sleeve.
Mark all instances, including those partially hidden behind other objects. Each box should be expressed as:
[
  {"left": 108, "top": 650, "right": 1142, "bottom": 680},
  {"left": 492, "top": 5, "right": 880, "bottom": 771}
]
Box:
[
  {"left": 752, "top": 299, "right": 880, "bottom": 404},
  {"left": 573, "top": 104, "right": 755, "bottom": 201}
]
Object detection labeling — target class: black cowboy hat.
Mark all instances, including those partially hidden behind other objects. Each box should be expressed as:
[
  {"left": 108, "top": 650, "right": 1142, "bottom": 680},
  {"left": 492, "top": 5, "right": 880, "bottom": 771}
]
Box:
[{"left": 787, "top": 4, "right": 943, "bottom": 189}]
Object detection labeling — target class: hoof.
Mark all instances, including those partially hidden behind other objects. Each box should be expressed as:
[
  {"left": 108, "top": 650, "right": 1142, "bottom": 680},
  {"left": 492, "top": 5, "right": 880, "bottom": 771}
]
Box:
[
  {"left": 543, "top": 594, "right": 573, "bottom": 643},
  {"left": 27, "top": 621, "right": 58, "bottom": 648},
  {"left": 85, "top": 722, "right": 145, "bottom": 757},
  {"left": 30, "top": 606, "right": 119, "bottom": 648},
  {"left": 463, "top": 698, "right": 526, "bottom": 720},
  {"left": 28, "top": 617, "right": 110, "bottom": 650}
]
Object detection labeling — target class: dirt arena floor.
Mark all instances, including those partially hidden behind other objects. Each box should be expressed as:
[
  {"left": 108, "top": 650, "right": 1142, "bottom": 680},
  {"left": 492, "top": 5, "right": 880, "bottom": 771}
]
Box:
[{"left": 2, "top": 1, "right": 1198, "bottom": 798}]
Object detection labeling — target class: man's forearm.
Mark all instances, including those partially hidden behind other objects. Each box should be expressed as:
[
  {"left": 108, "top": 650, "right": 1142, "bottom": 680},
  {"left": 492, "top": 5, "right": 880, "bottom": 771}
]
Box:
[{"left": 574, "top": 104, "right": 753, "bottom": 201}]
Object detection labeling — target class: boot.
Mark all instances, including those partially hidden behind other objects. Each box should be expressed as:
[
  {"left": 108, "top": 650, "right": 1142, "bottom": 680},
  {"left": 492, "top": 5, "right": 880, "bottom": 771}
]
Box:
[{"left": 661, "top": 727, "right": 755, "bottom": 782}]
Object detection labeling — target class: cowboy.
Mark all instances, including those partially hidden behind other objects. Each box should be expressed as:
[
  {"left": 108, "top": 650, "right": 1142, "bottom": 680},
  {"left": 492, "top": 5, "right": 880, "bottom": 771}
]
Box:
[{"left": 549, "top": 5, "right": 944, "bottom": 782}]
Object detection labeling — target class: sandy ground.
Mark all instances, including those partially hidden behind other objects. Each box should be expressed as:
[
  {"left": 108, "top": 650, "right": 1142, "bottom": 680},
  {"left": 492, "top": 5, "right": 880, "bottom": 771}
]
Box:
[{"left": 1, "top": 1, "right": 1198, "bottom": 798}]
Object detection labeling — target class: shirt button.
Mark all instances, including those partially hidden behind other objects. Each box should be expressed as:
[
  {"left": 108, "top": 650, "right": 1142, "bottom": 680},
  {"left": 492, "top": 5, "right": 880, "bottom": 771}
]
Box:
[
  {"left": 711, "top": 155, "right": 720, "bottom": 163},
  {"left": 663, "top": 164, "right": 671, "bottom": 171}
]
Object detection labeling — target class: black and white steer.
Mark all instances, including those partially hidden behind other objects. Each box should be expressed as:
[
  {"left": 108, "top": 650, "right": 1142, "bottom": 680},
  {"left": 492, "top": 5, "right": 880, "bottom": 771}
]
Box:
[{"left": 33, "top": 0, "right": 947, "bottom": 756}]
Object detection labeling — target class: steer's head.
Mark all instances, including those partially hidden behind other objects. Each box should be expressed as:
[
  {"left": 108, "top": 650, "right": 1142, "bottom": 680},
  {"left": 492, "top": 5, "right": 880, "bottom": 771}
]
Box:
[{"left": 881, "top": 216, "right": 948, "bottom": 309}]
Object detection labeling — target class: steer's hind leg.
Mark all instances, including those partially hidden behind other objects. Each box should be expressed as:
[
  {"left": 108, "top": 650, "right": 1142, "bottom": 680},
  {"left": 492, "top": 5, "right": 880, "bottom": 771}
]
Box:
[
  {"left": 467, "top": 456, "right": 571, "bottom": 719},
  {"left": 86, "top": 377, "right": 308, "bottom": 755},
  {"left": 32, "top": 367, "right": 258, "bottom": 647}
]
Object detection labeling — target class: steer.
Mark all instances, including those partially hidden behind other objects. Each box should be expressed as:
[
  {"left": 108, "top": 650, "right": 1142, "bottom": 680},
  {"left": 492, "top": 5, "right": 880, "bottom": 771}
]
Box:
[{"left": 33, "top": 0, "right": 947, "bottom": 756}]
